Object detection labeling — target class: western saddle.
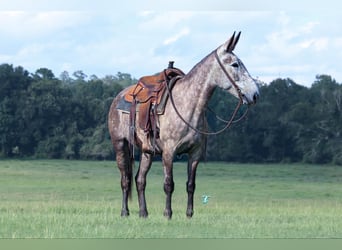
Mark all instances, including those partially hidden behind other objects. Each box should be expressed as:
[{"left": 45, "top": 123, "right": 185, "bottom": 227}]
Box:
[{"left": 124, "top": 62, "right": 185, "bottom": 153}]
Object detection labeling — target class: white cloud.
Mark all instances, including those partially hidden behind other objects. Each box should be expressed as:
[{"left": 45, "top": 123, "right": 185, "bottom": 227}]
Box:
[
  {"left": 0, "top": 11, "right": 90, "bottom": 39},
  {"left": 245, "top": 11, "right": 342, "bottom": 86},
  {"left": 163, "top": 28, "right": 190, "bottom": 45},
  {"left": 299, "top": 38, "right": 329, "bottom": 51},
  {"left": 139, "top": 11, "right": 194, "bottom": 31},
  {"left": 300, "top": 21, "right": 320, "bottom": 34}
]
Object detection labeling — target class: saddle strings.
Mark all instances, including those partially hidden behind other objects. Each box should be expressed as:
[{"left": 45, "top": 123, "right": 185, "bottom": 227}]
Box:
[{"left": 165, "top": 50, "right": 247, "bottom": 136}]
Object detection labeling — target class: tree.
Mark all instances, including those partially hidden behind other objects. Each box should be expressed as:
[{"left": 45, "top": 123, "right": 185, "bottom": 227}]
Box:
[
  {"left": 73, "top": 70, "right": 87, "bottom": 82},
  {"left": 0, "top": 64, "right": 32, "bottom": 156},
  {"left": 60, "top": 71, "right": 73, "bottom": 85},
  {"left": 299, "top": 75, "right": 342, "bottom": 164},
  {"left": 33, "top": 68, "right": 55, "bottom": 80}
]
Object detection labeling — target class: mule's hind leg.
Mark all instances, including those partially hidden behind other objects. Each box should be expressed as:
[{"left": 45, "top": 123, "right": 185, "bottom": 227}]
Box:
[
  {"left": 135, "top": 152, "right": 152, "bottom": 218},
  {"left": 115, "top": 139, "right": 133, "bottom": 217}
]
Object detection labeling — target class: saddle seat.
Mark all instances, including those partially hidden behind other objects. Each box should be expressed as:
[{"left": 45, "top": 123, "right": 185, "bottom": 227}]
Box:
[{"left": 123, "top": 62, "right": 185, "bottom": 153}]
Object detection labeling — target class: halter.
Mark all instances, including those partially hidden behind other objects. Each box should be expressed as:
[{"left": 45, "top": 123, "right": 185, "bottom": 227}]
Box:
[{"left": 165, "top": 49, "right": 248, "bottom": 136}]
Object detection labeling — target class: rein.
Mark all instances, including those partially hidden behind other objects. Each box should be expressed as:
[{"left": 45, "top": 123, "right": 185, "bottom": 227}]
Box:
[
  {"left": 207, "top": 105, "right": 249, "bottom": 124},
  {"left": 165, "top": 50, "right": 247, "bottom": 136}
]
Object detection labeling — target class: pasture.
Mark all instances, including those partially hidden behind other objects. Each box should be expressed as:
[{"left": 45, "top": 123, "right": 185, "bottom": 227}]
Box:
[{"left": 1, "top": 160, "right": 342, "bottom": 238}]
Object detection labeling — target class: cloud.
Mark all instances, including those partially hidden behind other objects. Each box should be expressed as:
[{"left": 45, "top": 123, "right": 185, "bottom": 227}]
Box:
[
  {"left": 0, "top": 11, "right": 91, "bottom": 39},
  {"left": 244, "top": 11, "right": 342, "bottom": 86},
  {"left": 1, "top": 8, "right": 342, "bottom": 87},
  {"left": 300, "top": 21, "right": 320, "bottom": 34},
  {"left": 139, "top": 11, "right": 193, "bottom": 31},
  {"left": 299, "top": 38, "right": 329, "bottom": 51},
  {"left": 163, "top": 28, "right": 190, "bottom": 45}
]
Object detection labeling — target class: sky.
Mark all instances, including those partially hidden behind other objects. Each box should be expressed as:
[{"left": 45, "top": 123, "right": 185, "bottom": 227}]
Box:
[{"left": 1, "top": 0, "right": 342, "bottom": 87}]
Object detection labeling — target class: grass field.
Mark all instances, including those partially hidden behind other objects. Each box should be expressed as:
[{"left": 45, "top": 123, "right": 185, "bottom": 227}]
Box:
[{"left": 1, "top": 159, "right": 342, "bottom": 238}]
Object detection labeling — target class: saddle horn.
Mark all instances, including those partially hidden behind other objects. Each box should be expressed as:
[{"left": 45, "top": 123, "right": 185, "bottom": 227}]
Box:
[{"left": 226, "top": 31, "right": 241, "bottom": 52}]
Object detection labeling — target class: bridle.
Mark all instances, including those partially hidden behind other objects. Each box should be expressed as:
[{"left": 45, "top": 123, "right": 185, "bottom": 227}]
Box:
[
  {"left": 165, "top": 49, "right": 249, "bottom": 136},
  {"left": 214, "top": 50, "right": 244, "bottom": 101}
]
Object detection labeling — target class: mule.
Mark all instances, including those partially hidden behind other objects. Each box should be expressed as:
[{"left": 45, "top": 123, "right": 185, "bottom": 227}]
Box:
[{"left": 108, "top": 32, "right": 259, "bottom": 219}]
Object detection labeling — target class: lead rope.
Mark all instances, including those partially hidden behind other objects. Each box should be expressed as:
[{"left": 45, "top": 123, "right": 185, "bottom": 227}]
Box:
[{"left": 165, "top": 50, "right": 246, "bottom": 136}]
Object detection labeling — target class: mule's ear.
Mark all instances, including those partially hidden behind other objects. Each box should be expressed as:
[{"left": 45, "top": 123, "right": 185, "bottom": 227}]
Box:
[
  {"left": 233, "top": 31, "right": 241, "bottom": 49},
  {"left": 226, "top": 31, "right": 241, "bottom": 52},
  {"left": 226, "top": 31, "right": 236, "bottom": 52}
]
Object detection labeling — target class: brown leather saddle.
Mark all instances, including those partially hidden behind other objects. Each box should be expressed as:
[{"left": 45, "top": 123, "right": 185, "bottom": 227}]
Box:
[
  {"left": 123, "top": 62, "right": 184, "bottom": 153},
  {"left": 124, "top": 62, "right": 185, "bottom": 132}
]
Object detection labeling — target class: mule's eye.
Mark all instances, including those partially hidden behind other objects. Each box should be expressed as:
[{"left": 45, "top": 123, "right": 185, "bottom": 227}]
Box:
[{"left": 231, "top": 62, "right": 239, "bottom": 68}]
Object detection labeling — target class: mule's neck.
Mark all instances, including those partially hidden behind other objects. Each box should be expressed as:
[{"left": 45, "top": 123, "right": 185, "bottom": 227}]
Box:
[
  {"left": 178, "top": 51, "right": 220, "bottom": 114},
  {"left": 174, "top": 52, "right": 219, "bottom": 125}
]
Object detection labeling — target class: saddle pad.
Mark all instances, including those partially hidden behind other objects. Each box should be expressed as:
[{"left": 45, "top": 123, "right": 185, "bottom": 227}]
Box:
[
  {"left": 116, "top": 96, "right": 164, "bottom": 115},
  {"left": 116, "top": 98, "right": 132, "bottom": 113}
]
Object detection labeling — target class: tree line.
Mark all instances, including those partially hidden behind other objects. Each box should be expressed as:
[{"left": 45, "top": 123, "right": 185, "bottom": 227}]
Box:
[
  {"left": 0, "top": 64, "right": 131, "bottom": 160},
  {"left": 0, "top": 63, "right": 341, "bottom": 165}
]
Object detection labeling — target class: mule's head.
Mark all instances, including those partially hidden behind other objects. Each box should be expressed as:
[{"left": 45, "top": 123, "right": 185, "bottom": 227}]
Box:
[{"left": 215, "top": 32, "right": 259, "bottom": 105}]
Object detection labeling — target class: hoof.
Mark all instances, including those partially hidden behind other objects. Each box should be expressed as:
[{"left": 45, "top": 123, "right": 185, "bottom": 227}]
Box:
[
  {"left": 121, "top": 210, "right": 130, "bottom": 217},
  {"left": 139, "top": 210, "right": 149, "bottom": 218},
  {"left": 163, "top": 209, "right": 172, "bottom": 219},
  {"left": 186, "top": 209, "right": 194, "bottom": 218}
]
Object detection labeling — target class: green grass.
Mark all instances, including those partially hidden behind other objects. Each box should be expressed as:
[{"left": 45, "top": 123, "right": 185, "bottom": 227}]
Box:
[{"left": 1, "top": 160, "right": 342, "bottom": 238}]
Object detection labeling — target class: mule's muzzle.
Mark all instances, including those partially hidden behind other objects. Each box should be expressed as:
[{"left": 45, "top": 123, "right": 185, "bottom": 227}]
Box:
[
  {"left": 252, "top": 92, "right": 259, "bottom": 104},
  {"left": 242, "top": 91, "right": 259, "bottom": 105}
]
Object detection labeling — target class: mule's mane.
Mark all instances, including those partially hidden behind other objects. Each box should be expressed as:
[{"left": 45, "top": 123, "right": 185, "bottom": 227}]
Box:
[{"left": 182, "top": 50, "right": 215, "bottom": 82}]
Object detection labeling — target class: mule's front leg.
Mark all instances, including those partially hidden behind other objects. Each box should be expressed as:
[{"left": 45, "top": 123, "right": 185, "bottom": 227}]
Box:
[
  {"left": 135, "top": 153, "right": 152, "bottom": 218},
  {"left": 162, "top": 154, "right": 174, "bottom": 219},
  {"left": 186, "top": 158, "right": 199, "bottom": 218}
]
